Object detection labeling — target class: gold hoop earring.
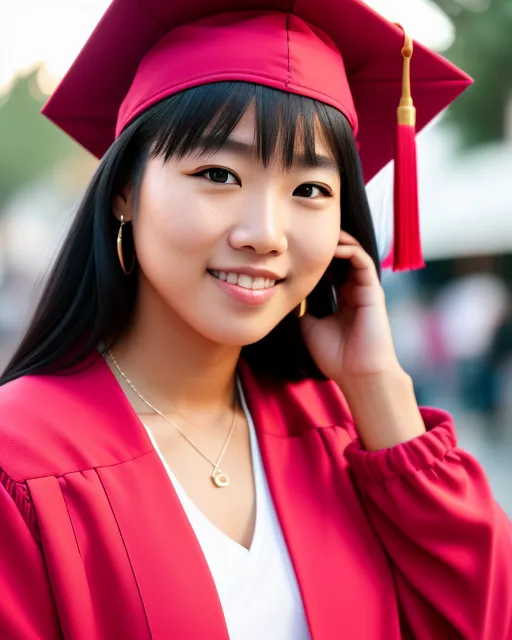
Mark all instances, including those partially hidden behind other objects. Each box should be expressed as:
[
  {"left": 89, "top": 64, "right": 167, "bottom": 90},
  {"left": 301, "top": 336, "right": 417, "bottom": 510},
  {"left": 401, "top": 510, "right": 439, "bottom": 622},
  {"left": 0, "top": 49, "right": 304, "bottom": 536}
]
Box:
[
  {"left": 295, "top": 298, "right": 307, "bottom": 319},
  {"left": 117, "top": 216, "right": 135, "bottom": 276}
]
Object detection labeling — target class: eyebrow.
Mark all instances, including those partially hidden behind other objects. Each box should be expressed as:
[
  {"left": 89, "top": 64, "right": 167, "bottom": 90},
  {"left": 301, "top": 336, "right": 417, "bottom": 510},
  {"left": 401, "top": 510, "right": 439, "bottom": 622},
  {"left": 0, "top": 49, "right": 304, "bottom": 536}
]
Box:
[{"left": 199, "top": 137, "right": 340, "bottom": 176}]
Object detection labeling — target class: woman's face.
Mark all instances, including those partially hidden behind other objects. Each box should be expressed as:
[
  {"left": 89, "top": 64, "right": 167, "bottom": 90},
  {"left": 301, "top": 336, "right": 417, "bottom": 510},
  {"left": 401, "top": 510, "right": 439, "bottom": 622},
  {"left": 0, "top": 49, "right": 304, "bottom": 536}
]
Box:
[{"left": 116, "top": 105, "right": 341, "bottom": 347}]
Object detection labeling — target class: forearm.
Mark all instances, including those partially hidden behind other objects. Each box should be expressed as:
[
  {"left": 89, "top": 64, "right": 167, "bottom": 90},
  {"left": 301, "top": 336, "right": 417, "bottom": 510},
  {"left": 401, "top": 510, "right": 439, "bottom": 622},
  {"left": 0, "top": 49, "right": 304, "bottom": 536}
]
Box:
[
  {"left": 339, "top": 369, "right": 426, "bottom": 452},
  {"left": 343, "top": 407, "right": 512, "bottom": 640}
]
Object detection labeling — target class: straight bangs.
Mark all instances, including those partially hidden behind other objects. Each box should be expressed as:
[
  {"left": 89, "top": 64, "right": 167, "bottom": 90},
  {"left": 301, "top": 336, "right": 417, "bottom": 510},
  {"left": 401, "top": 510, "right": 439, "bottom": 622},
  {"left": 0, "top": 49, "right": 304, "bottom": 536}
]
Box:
[{"left": 129, "top": 82, "right": 348, "bottom": 173}]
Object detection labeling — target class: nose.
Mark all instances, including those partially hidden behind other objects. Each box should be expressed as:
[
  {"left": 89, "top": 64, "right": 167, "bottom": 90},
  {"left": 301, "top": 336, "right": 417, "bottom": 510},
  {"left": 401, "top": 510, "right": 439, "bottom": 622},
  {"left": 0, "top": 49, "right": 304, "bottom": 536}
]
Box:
[{"left": 228, "top": 190, "right": 288, "bottom": 256}]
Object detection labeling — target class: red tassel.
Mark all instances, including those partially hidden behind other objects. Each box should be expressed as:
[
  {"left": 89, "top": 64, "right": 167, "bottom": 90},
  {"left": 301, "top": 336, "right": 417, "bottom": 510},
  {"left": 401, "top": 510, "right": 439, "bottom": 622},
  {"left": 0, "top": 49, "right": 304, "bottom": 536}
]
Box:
[{"left": 383, "top": 30, "right": 425, "bottom": 272}]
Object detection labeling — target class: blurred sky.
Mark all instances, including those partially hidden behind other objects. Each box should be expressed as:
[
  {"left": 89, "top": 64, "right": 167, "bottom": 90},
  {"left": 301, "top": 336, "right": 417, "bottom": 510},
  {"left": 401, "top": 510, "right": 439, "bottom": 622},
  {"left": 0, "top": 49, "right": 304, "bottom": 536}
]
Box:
[{"left": 0, "top": 0, "right": 454, "bottom": 94}]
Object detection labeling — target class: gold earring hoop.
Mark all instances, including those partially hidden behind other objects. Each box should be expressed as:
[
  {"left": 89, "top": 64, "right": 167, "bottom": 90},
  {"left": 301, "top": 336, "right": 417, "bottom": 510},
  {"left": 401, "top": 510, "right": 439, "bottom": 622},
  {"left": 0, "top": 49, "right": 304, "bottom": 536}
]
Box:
[
  {"left": 295, "top": 298, "right": 307, "bottom": 319},
  {"left": 117, "top": 216, "right": 135, "bottom": 276}
]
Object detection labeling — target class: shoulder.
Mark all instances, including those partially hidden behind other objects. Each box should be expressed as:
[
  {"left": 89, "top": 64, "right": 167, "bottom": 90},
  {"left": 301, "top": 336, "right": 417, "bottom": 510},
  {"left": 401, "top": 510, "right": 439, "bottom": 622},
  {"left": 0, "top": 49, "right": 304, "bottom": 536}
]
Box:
[{"left": 0, "top": 357, "right": 151, "bottom": 481}]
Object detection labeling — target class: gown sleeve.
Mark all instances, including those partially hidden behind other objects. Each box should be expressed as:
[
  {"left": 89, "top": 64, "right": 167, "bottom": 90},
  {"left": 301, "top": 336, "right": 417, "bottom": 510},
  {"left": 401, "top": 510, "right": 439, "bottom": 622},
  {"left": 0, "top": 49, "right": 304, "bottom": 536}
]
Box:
[
  {"left": 343, "top": 408, "right": 512, "bottom": 640},
  {"left": 0, "top": 470, "right": 61, "bottom": 640}
]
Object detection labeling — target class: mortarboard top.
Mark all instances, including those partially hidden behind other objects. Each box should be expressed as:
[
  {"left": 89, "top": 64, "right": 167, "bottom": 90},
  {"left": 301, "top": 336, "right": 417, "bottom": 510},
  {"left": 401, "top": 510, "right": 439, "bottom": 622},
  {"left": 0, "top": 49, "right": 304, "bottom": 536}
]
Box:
[
  {"left": 42, "top": 0, "right": 471, "bottom": 181},
  {"left": 42, "top": 0, "right": 473, "bottom": 270}
]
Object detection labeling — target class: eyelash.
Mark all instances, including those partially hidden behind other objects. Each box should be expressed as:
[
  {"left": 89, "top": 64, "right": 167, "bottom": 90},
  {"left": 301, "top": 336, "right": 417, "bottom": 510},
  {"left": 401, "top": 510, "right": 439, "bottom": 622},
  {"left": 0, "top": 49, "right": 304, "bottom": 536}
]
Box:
[{"left": 193, "top": 168, "right": 333, "bottom": 198}]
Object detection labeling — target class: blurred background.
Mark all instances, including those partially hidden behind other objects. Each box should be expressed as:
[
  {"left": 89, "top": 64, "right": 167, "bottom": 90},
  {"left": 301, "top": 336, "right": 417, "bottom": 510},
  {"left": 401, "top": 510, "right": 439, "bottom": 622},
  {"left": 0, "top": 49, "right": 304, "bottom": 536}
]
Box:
[{"left": 0, "top": 0, "right": 511, "bottom": 514}]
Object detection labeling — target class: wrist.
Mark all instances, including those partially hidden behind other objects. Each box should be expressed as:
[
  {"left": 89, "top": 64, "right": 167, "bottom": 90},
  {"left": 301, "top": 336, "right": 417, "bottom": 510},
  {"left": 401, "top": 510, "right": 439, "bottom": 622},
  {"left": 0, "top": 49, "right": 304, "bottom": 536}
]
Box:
[
  {"left": 336, "top": 363, "right": 406, "bottom": 394},
  {"left": 338, "top": 369, "right": 426, "bottom": 452}
]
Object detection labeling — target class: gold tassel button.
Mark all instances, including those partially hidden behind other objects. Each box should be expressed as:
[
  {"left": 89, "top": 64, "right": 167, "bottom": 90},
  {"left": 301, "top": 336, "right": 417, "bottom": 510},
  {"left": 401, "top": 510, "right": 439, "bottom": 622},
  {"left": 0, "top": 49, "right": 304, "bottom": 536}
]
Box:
[{"left": 397, "top": 31, "right": 416, "bottom": 128}]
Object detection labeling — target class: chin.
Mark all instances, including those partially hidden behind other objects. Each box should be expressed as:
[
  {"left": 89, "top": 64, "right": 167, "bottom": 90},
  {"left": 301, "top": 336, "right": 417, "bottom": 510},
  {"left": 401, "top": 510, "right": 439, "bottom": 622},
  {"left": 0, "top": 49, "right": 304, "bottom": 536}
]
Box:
[{"left": 194, "top": 316, "right": 281, "bottom": 348}]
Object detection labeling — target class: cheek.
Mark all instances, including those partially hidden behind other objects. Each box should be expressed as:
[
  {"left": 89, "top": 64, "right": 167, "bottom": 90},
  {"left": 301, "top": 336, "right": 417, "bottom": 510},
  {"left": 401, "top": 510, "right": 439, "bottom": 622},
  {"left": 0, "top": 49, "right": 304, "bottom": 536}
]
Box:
[
  {"left": 293, "top": 211, "right": 340, "bottom": 275},
  {"left": 134, "top": 171, "right": 223, "bottom": 265}
]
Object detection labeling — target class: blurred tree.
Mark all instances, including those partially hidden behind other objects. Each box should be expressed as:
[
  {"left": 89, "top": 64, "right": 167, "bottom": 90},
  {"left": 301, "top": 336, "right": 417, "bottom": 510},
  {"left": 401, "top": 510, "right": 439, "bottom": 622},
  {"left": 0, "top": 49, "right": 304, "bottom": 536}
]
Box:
[
  {"left": 0, "top": 67, "right": 79, "bottom": 212},
  {"left": 431, "top": 0, "right": 512, "bottom": 147}
]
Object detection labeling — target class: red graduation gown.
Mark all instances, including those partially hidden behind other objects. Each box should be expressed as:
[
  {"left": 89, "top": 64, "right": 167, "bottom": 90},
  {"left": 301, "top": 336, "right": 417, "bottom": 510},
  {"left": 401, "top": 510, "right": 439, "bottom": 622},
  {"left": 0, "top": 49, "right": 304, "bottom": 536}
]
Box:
[{"left": 0, "top": 354, "right": 511, "bottom": 640}]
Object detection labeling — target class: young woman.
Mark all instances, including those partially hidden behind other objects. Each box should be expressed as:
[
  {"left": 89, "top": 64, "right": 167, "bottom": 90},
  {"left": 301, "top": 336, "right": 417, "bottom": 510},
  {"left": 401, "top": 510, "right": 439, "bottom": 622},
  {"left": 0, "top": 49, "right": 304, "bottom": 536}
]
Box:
[{"left": 1, "top": 1, "right": 511, "bottom": 638}]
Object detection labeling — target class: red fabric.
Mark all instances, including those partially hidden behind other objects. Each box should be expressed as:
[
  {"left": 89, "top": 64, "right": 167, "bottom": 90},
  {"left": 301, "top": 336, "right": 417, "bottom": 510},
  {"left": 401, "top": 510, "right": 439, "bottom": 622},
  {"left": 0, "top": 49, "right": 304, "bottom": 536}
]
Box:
[
  {"left": 117, "top": 11, "right": 357, "bottom": 139},
  {"left": 0, "top": 355, "right": 511, "bottom": 639},
  {"left": 41, "top": 0, "right": 472, "bottom": 183},
  {"left": 383, "top": 123, "right": 425, "bottom": 271}
]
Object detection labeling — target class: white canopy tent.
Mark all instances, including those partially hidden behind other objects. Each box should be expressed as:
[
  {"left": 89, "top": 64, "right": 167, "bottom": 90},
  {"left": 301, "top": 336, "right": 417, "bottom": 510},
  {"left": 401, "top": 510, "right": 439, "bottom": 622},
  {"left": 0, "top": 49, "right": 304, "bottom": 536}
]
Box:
[
  {"left": 420, "top": 141, "right": 512, "bottom": 260},
  {"left": 367, "top": 124, "right": 512, "bottom": 263}
]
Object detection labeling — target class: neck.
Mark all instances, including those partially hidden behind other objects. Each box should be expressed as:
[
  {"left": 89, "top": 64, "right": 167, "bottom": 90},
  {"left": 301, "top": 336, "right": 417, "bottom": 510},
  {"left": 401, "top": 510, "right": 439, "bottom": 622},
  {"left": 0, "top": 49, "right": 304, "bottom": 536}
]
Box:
[{"left": 107, "top": 283, "right": 241, "bottom": 418}]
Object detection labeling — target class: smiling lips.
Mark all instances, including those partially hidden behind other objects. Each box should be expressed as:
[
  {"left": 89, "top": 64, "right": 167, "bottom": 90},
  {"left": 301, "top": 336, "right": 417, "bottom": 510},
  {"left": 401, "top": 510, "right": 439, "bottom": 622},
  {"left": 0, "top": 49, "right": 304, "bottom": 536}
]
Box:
[
  {"left": 208, "top": 268, "right": 284, "bottom": 305},
  {"left": 210, "top": 270, "right": 276, "bottom": 290}
]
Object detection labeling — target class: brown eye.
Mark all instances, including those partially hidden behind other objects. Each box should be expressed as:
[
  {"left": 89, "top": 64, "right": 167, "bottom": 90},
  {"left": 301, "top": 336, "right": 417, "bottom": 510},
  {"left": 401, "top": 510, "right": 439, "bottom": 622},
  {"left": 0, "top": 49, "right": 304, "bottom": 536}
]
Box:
[
  {"left": 196, "top": 168, "right": 239, "bottom": 185},
  {"left": 293, "top": 183, "right": 332, "bottom": 198}
]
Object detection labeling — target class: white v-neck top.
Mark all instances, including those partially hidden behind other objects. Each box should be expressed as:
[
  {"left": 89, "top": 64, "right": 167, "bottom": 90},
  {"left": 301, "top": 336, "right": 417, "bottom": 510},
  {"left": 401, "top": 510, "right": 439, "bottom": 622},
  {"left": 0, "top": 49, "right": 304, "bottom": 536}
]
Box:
[{"left": 142, "top": 382, "right": 311, "bottom": 640}]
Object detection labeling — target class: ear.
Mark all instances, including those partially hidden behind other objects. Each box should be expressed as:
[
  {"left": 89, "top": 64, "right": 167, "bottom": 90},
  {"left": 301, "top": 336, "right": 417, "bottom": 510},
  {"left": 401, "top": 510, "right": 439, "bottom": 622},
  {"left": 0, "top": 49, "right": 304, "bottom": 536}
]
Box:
[{"left": 112, "top": 185, "right": 134, "bottom": 222}]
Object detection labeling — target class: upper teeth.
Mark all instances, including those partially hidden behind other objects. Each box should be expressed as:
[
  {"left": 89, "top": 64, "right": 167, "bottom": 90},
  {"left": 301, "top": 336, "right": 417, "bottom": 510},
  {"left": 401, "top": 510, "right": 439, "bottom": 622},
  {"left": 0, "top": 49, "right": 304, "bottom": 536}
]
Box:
[{"left": 210, "top": 270, "right": 276, "bottom": 290}]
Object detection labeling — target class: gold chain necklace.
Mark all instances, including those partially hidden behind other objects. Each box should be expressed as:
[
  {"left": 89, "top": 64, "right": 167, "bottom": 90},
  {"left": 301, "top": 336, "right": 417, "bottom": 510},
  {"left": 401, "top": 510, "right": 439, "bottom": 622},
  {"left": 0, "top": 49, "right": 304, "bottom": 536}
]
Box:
[{"left": 107, "top": 349, "right": 237, "bottom": 488}]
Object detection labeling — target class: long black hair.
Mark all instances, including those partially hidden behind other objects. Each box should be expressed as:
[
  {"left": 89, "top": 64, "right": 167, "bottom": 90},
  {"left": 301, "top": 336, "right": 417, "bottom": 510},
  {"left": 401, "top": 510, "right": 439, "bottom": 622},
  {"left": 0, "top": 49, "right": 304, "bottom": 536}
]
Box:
[{"left": 0, "top": 82, "right": 380, "bottom": 385}]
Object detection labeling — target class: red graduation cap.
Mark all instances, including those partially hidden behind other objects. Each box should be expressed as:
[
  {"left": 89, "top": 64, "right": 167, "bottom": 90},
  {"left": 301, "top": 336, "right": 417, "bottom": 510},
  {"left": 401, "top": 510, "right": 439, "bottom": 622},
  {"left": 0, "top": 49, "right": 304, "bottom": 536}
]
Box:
[{"left": 42, "top": 0, "right": 472, "bottom": 272}]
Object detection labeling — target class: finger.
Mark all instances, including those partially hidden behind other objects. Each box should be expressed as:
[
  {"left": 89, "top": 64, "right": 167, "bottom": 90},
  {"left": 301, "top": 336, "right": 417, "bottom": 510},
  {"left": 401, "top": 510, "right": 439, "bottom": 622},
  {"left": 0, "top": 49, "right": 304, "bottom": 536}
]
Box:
[
  {"left": 338, "top": 230, "right": 361, "bottom": 247},
  {"left": 334, "top": 244, "right": 377, "bottom": 286},
  {"left": 334, "top": 244, "right": 374, "bottom": 269}
]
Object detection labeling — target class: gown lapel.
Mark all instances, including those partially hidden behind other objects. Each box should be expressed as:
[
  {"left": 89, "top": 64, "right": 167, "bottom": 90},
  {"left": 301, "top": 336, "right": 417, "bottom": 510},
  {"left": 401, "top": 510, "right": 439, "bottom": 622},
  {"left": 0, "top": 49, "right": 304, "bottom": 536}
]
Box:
[
  {"left": 239, "top": 363, "right": 397, "bottom": 639},
  {"left": 97, "top": 452, "right": 230, "bottom": 640},
  {"left": 92, "top": 355, "right": 231, "bottom": 639}
]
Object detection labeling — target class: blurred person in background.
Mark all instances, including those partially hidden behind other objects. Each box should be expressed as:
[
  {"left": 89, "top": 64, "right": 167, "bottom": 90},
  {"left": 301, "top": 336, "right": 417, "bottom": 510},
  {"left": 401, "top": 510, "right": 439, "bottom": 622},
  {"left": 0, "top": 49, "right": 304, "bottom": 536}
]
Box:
[
  {"left": 481, "top": 298, "right": 512, "bottom": 440},
  {"left": 434, "top": 273, "right": 510, "bottom": 421},
  {"left": 387, "top": 289, "right": 452, "bottom": 406},
  {"left": 1, "top": 1, "right": 512, "bottom": 639}
]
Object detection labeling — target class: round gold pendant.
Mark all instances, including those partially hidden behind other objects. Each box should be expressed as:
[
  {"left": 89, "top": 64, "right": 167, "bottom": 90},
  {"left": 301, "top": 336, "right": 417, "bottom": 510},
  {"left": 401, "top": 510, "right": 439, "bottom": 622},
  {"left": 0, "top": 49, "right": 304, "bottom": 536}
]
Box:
[{"left": 212, "top": 468, "right": 230, "bottom": 488}]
